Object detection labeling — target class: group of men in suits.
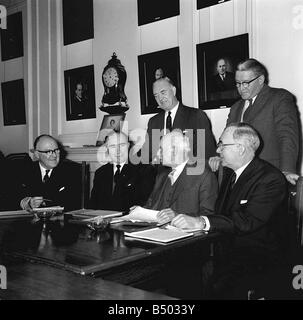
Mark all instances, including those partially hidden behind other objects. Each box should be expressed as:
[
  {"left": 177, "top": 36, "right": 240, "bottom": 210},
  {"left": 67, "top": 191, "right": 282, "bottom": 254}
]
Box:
[{"left": 1, "top": 57, "right": 299, "bottom": 299}]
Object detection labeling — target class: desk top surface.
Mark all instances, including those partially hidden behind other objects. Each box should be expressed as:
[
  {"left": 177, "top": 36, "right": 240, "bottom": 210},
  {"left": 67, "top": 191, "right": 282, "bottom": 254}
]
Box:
[
  {"left": 0, "top": 216, "right": 217, "bottom": 276},
  {"left": 0, "top": 258, "right": 176, "bottom": 300}
]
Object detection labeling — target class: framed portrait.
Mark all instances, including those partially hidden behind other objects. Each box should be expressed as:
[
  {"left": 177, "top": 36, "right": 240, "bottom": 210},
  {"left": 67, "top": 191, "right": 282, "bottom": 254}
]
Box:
[
  {"left": 0, "top": 11, "right": 24, "bottom": 61},
  {"left": 138, "top": 47, "right": 182, "bottom": 115},
  {"left": 1, "top": 79, "right": 26, "bottom": 126},
  {"left": 197, "top": 0, "right": 231, "bottom": 10},
  {"left": 62, "top": 0, "right": 94, "bottom": 46},
  {"left": 96, "top": 114, "right": 126, "bottom": 146},
  {"left": 64, "top": 65, "right": 96, "bottom": 121},
  {"left": 137, "top": 0, "right": 179, "bottom": 26},
  {"left": 196, "top": 33, "right": 249, "bottom": 110}
]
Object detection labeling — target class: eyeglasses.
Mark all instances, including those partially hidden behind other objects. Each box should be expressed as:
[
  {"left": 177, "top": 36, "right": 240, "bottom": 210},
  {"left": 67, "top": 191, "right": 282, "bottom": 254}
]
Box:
[
  {"left": 216, "top": 141, "right": 239, "bottom": 150},
  {"left": 235, "top": 75, "right": 260, "bottom": 89},
  {"left": 107, "top": 143, "right": 128, "bottom": 150},
  {"left": 36, "top": 148, "right": 60, "bottom": 157}
]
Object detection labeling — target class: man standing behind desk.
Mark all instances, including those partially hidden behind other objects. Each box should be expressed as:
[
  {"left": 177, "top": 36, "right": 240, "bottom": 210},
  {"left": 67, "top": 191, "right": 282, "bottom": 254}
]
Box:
[
  {"left": 141, "top": 77, "right": 216, "bottom": 163},
  {"left": 209, "top": 58, "right": 299, "bottom": 185},
  {"left": 18, "top": 134, "right": 82, "bottom": 212},
  {"left": 144, "top": 130, "right": 218, "bottom": 223},
  {"left": 89, "top": 132, "right": 156, "bottom": 211},
  {"left": 173, "top": 123, "right": 289, "bottom": 299}
]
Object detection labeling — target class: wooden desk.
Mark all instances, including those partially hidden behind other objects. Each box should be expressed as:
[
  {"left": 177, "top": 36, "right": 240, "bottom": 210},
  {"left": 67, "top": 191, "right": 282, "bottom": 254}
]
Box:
[
  {"left": 0, "top": 216, "right": 220, "bottom": 299},
  {"left": 0, "top": 259, "right": 176, "bottom": 300}
]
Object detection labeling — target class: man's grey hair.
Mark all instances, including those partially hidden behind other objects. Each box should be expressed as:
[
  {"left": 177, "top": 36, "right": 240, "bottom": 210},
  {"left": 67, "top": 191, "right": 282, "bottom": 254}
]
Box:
[
  {"left": 226, "top": 122, "right": 260, "bottom": 153},
  {"left": 237, "top": 58, "right": 268, "bottom": 83}
]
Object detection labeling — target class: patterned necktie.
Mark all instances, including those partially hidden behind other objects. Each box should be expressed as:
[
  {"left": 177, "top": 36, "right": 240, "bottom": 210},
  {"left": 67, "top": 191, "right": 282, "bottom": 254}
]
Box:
[
  {"left": 43, "top": 170, "right": 50, "bottom": 183},
  {"left": 166, "top": 111, "right": 172, "bottom": 133},
  {"left": 242, "top": 99, "right": 253, "bottom": 122}
]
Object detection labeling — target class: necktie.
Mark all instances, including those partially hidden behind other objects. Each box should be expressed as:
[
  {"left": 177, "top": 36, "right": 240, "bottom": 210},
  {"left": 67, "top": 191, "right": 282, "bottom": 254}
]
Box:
[
  {"left": 222, "top": 171, "right": 236, "bottom": 210},
  {"left": 43, "top": 170, "right": 50, "bottom": 183},
  {"left": 168, "top": 169, "right": 176, "bottom": 185},
  {"left": 113, "top": 164, "right": 121, "bottom": 194},
  {"left": 166, "top": 111, "right": 172, "bottom": 133},
  {"left": 242, "top": 99, "right": 253, "bottom": 122}
]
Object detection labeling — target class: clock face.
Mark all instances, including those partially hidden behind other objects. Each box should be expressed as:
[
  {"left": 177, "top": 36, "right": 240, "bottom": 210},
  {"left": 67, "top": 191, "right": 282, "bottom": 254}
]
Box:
[{"left": 103, "top": 67, "right": 119, "bottom": 87}]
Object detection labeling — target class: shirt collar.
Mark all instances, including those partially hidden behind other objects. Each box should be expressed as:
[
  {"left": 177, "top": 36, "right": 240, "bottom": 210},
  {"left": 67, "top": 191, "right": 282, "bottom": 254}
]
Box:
[
  {"left": 113, "top": 162, "right": 125, "bottom": 173},
  {"left": 234, "top": 160, "right": 252, "bottom": 183},
  {"left": 165, "top": 102, "right": 179, "bottom": 124},
  {"left": 39, "top": 163, "right": 53, "bottom": 180},
  {"left": 170, "top": 159, "right": 188, "bottom": 184}
]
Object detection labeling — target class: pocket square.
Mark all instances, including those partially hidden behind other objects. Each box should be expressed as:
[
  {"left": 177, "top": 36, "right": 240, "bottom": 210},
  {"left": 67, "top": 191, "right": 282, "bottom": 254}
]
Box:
[{"left": 240, "top": 200, "right": 248, "bottom": 204}]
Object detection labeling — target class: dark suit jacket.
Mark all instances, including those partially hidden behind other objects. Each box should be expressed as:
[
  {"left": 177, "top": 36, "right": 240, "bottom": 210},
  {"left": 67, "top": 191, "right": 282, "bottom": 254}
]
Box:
[
  {"left": 209, "top": 158, "right": 288, "bottom": 259},
  {"left": 227, "top": 84, "right": 299, "bottom": 172},
  {"left": 141, "top": 103, "right": 216, "bottom": 163},
  {"left": 212, "top": 71, "right": 235, "bottom": 92},
  {"left": 15, "top": 160, "right": 82, "bottom": 212},
  {"left": 89, "top": 163, "right": 156, "bottom": 211},
  {"left": 145, "top": 162, "right": 218, "bottom": 216}
]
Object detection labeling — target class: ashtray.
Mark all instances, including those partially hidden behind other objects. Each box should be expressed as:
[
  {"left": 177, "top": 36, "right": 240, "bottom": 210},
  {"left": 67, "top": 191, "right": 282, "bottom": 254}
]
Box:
[
  {"left": 86, "top": 218, "right": 111, "bottom": 231},
  {"left": 32, "top": 206, "right": 64, "bottom": 220}
]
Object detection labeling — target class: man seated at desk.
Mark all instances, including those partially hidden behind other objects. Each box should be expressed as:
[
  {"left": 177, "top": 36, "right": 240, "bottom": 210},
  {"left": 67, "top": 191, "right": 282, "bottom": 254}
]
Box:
[
  {"left": 18, "top": 134, "right": 82, "bottom": 212},
  {"left": 89, "top": 131, "right": 156, "bottom": 211},
  {"left": 171, "top": 123, "right": 289, "bottom": 299},
  {"left": 143, "top": 130, "right": 218, "bottom": 222}
]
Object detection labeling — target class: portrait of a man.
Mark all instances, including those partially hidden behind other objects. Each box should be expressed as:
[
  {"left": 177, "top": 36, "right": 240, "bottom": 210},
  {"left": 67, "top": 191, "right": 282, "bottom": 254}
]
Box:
[{"left": 64, "top": 65, "right": 96, "bottom": 121}]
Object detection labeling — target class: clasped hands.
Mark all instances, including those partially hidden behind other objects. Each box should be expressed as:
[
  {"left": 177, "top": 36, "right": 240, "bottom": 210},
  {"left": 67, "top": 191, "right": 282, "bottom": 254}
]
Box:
[{"left": 21, "top": 196, "right": 46, "bottom": 212}]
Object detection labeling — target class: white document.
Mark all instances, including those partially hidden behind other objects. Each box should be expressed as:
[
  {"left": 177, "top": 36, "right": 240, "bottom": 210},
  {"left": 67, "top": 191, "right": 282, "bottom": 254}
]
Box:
[
  {"left": 122, "top": 206, "right": 159, "bottom": 223},
  {"left": 124, "top": 227, "right": 193, "bottom": 243}
]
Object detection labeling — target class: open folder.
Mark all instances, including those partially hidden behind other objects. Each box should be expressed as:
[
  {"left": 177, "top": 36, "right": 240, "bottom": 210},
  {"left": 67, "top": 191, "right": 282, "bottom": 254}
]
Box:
[
  {"left": 124, "top": 227, "right": 193, "bottom": 244},
  {"left": 65, "top": 208, "right": 123, "bottom": 221}
]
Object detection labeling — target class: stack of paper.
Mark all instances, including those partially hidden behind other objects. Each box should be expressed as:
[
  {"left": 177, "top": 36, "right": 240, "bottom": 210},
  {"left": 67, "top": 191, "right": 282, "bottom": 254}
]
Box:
[
  {"left": 121, "top": 206, "right": 159, "bottom": 222},
  {"left": 124, "top": 227, "right": 193, "bottom": 243}
]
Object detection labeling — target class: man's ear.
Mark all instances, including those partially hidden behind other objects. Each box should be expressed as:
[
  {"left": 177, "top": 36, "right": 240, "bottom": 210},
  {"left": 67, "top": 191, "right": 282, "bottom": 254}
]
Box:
[
  {"left": 172, "top": 86, "right": 177, "bottom": 96},
  {"left": 238, "top": 144, "right": 245, "bottom": 156},
  {"left": 258, "top": 75, "right": 265, "bottom": 85}
]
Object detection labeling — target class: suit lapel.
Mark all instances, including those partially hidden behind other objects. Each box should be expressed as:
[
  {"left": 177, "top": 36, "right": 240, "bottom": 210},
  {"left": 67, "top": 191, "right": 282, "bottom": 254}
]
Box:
[
  {"left": 172, "top": 104, "right": 186, "bottom": 130},
  {"left": 244, "top": 85, "right": 270, "bottom": 122},
  {"left": 223, "top": 159, "right": 259, "bottom": 213}
]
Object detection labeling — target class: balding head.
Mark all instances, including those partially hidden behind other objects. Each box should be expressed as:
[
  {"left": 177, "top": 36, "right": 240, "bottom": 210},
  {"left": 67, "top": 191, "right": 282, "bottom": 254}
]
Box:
[
  {"left": 217, "top": 123, "right": 260, "bottom": 170},
  {"left": 34, "top": 134, "right": 60, "bottom": 169}
]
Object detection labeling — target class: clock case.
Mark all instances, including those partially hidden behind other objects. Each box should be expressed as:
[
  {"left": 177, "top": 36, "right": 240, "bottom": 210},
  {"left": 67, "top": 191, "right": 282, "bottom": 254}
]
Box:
[{"left": 100, "top": 52, "right": 129, "bottom": 114}]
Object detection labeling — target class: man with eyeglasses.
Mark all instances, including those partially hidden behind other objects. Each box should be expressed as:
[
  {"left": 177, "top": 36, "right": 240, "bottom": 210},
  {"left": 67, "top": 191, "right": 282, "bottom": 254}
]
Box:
[
  {"left": 209, "top": 58, "right": 299, "bottom": 185},
  {"left": 18, "top": 134, "right": 82, "bottom": 212},
  {"left": 172, "top": 123, "right": 289, "bottom": 299},
  {"left": 89, "top": 131, "right": 156, "bottom": 211}
]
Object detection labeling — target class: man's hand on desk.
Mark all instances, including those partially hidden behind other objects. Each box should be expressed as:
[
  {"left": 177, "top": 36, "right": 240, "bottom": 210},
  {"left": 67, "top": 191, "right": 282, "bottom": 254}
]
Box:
[
  {"left": 20, "top": 196, "right": 44, "bottom": 212},
  {"left": 171, "top": 214, "right": 207, "bottom": 230},
  {"left": 157, "top": 208, "right": 176, "bottom": 224}
]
